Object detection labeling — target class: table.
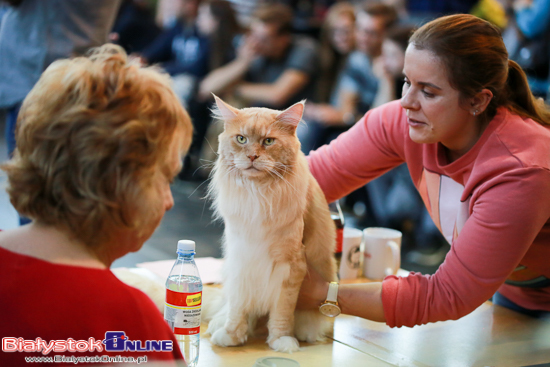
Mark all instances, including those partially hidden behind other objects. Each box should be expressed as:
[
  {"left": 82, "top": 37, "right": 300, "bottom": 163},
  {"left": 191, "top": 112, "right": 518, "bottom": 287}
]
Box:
[
  {"left": 196, "top": 286, "right": 550, "bottom": 367},
  {"left": 115, "top": 267, "right": 550, "bottom": 366}
]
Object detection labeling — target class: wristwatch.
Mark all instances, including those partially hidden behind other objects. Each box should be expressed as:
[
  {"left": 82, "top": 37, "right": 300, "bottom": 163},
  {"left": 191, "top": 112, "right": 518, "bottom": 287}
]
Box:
[{"left": 319, "top": 282, "right": 341, "bottom": 317}]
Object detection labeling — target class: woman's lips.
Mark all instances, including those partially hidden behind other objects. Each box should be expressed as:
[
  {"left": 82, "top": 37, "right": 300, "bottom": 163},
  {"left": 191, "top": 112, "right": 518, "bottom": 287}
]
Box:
[{"left": 407, "top": 118, "right": 427, "bottom": 127}]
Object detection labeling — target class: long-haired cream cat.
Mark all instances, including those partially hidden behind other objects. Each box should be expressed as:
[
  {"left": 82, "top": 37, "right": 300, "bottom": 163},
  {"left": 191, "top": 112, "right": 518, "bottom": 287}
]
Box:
[{"left": 205, "top": 96, "right": 337, "bottom": 353}]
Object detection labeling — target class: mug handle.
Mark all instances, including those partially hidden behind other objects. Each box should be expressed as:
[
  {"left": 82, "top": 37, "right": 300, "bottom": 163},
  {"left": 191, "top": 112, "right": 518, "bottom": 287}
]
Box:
[{"left": 384, "top": 240, "right": 401, "bottom": 276}]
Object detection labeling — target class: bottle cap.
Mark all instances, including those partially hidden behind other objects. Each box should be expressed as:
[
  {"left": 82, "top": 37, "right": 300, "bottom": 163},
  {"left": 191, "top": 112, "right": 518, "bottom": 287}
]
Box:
[{"left": 177, "top": 240, "right": 196, "bottom": 251}]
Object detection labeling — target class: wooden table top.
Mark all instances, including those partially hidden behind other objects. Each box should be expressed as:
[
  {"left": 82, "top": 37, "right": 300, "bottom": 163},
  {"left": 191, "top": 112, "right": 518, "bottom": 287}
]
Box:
[
  {"left": 117, "top": 266, "right": 550, "bottom": 366},
  {"left": 197, "top": 281, "right": 550, "bottom": 367}
]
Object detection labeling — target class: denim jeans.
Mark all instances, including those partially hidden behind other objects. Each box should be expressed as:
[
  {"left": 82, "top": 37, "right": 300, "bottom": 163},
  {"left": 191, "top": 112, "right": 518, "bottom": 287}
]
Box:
[
  {"left": 6, "top": 101, "right": 22, "bottom": 158},
  {"left": 5, "top": 101, "right": 31, "bottom": 225},
  {"left": 493, "top": 291, "right": 550, "bottom": 318}
]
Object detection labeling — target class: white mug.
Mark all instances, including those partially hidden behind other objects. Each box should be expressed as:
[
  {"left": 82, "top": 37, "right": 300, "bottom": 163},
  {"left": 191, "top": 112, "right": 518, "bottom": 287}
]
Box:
[
  {"left": 339, "top": 227, "right": 363, "bottom": 279},
  {"left": 362, "top": 227, "right": 402, "bottom": 280}
]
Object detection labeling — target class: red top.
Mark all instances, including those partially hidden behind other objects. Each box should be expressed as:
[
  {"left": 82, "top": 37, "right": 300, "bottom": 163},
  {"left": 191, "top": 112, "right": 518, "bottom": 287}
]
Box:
[
  {"left": 0, "top": 246, "right": 184, "bottom": 366},
  {"left": 308, "top": 100, "right": 550, "bottom": 327}
]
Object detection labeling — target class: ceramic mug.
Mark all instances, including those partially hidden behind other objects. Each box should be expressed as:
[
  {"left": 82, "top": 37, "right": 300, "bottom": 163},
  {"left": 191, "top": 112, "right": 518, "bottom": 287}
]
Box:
[
  {"left": 362, "top": 227, "right": 402, "bottom": 280},
  {"left": 339, "top": 227, "right": 363, "bottom": 279}
]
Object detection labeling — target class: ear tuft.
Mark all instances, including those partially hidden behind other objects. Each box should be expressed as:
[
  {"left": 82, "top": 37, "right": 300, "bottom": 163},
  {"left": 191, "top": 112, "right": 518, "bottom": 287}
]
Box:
[
  {"left": 276, "top": 100, "right": 305, "bottom": 130},
  {"left": 211, "top": 94, "right": 239, "bottom": 122}
]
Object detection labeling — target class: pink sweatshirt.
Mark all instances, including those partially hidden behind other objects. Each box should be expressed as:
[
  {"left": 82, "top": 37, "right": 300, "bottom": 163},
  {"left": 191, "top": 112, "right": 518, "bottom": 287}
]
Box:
[{"left": 308, "top": 100, "right": 550, "bottom": 327}]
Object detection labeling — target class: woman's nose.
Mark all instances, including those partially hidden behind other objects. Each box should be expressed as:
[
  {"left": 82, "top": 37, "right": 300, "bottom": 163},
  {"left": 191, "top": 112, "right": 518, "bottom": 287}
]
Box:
[{"left": 400, "top": 86, "right": 418, "bottom": 111}]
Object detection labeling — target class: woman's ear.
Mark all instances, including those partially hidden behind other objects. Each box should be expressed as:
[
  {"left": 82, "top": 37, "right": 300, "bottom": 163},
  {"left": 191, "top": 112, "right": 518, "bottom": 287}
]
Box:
[{"left": 471, "top": 88, "right": 493, "bottom": 116}]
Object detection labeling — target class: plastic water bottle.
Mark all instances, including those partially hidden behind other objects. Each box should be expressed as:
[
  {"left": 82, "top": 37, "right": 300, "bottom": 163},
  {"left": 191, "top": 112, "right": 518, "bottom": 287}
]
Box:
[{"left": 164, "top": 240, "right": 203, "bottom": 367}]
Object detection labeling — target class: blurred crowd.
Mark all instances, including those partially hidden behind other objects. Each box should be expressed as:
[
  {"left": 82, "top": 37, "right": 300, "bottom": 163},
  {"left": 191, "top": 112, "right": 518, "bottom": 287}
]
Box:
[{"left": 1, "top": 0, "right": 549, "bottom": 267}]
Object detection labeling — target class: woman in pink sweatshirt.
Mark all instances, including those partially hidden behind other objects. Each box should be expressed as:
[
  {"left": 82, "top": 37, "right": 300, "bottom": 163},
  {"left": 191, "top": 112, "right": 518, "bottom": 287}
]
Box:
[{"left": 299, "top": 14, "right": 550, "bottom": 327}]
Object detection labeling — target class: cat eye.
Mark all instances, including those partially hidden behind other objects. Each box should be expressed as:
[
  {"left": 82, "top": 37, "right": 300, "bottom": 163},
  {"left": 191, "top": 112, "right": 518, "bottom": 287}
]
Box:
[
  {"left": 263, "top": 138, "right": 275, "bottom": 146},
  {"left": 236, "top": 135, "right": 247, "bottom": 144}
]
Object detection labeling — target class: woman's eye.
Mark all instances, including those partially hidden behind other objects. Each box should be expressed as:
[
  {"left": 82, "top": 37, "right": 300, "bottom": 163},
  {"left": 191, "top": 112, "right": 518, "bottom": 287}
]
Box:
[
  {"left": 264, "top": 138, "right": 275, "bottom": 146},
  {"left": 237, "top": 135, "right": 247, "bottom": 144},
  {"left": 422, "top": 90, "right": 434, "bottom": 98}
]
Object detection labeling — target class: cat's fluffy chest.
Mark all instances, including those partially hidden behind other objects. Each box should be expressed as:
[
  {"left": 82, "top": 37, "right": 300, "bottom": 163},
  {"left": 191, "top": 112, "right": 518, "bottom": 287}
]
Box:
[{"left": 222, "top": 241, "right": 291, "bottom": 314}]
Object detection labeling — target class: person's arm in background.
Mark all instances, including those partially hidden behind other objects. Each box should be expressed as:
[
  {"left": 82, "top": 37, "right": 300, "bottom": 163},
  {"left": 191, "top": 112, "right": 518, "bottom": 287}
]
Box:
[
  {"left": 235, "top": 36, "right": 319, "bottom": 108},
  {"left": 197, "top": 35, "right": 257, "bottom": 100},
  {"left": 371, "top": 55, "right": 397, "bottom": 108},
  {"left": 514, "top": 0, "right": 550, "bottom": 39},
  {"left": 138, "top": 23, "right": 177, "bottom": 64},
  {"left": 235, "top": 69, "right": 310, "bottom": 108},
  {"left": 303, "top": 90, "right": 359, "bottom": 126}
]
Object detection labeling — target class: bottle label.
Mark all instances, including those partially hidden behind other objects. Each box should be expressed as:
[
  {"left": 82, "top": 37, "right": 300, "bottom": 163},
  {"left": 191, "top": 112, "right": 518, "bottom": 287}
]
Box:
[
  {"left": 164, "top": 290, "right": 202, "bottom": 335},
  {"left": 335, "top": 227, "right": 344, "bottom": 253}
]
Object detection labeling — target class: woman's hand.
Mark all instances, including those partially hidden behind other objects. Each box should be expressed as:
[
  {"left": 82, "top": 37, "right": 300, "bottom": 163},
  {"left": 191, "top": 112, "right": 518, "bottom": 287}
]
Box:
[
  {"left": 296, "top": 264, "right": 330, "bottom": 310},
  {"left": 237, "top": 34, "right": 260, "bottom": 63}
]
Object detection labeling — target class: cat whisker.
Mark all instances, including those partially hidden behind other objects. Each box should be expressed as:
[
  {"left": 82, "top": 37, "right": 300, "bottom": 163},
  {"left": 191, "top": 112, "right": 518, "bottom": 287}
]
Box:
[
  {"left": 271, "top": 163, "right": 297, "bottom": 179},
  {"left": 199, "top": 158, "right": 216, "bottom": 165},
  {"left": 188, "top": 176, "right": 212, "bottom": 199},
  {"left": 203, "top": 136, "right": 219, "bottom": 156},
  {"left": 269, "top": 168, "right": 299, "bottom": 195}
]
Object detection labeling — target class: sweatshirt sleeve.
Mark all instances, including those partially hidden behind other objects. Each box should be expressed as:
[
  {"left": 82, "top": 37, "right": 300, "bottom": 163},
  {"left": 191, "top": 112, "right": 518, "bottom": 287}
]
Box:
[
  {"left": 382, "top": 168, "right": 550, "bottom": 327},
  {"left": 307, "top": 100, "right": 407, "bottom": 203}
]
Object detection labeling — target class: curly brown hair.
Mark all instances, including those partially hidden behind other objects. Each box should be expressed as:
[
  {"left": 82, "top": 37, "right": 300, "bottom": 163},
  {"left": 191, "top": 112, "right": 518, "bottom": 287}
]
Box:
[{"left": 1, "top": 44, "right": 193, "bottom": 247}]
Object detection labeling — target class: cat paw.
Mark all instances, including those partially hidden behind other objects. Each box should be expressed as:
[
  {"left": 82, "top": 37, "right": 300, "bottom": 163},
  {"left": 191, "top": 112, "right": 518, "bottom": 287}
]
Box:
[
  {"left": 294, "top": 311, "right": 332, "bottom": 343},
  {"left": 268, "top": 336, "right": 300, "bottom": 353},
  {"left": 206, "top": 315, "right": 225, "bottom": 336},
  {"left": 210, "top": 328, "right": 247, "bottom": 347},
  {"left": 295, "top": 324, "right": 329, "bottom": 343},
  {"left": 295, "top": 328, "right": 319, "bottom": 344}
]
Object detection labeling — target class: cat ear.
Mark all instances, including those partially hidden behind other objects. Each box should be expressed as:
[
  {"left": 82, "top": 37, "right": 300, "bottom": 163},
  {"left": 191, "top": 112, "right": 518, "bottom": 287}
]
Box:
[
  {"left": 212, "top": 94, "right": 239, "bottom": 121},
  {"left": 275, "top": 100, "right": 305, "bottom": 132}
]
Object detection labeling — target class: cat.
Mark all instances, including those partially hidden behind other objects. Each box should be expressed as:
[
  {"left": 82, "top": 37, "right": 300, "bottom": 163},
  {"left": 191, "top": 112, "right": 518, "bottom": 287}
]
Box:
[{"left": 205, "top": 95, "right": 337, "bottom": 353}]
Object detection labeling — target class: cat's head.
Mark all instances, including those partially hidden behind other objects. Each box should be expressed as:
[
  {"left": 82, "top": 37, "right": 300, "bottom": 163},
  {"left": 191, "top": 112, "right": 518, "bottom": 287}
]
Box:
[{"left": 212, "top": 95, "right": 303, "bottom": 180}]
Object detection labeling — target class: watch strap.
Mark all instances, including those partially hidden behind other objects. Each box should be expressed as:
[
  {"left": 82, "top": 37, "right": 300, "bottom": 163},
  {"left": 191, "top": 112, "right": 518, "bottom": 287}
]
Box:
[{"left": 327, "top": 282, "right": 338, "bottom": 303}]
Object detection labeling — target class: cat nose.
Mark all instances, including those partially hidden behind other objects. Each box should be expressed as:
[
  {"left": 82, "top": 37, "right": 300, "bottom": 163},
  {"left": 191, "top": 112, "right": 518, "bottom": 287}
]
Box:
[{"left": 248, "top": 154, "right": 259, "bottom": 162}]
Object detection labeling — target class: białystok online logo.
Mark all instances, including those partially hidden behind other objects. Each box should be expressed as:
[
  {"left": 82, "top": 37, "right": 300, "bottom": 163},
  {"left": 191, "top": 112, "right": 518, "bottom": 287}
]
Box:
[{"left": 2, "top": 332, "right": 173, "bottom": 355}]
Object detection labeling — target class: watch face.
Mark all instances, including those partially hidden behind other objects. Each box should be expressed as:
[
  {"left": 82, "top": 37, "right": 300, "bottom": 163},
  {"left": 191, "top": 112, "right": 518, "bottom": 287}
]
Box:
[{"left": 320, "top": 303, "right": 341, "bottom": 317}]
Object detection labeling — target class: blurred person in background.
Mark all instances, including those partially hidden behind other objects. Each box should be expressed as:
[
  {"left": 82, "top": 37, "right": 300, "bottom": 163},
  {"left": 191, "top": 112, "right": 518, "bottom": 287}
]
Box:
[
  {"left": 196, "top": 0, "right": 243, "bottom": 73},
  {"left": 110, "top": 0, "right": 161, "bottom": 54},
  {"left": 0, "top": 44, "right": 193, "bottom": 365},
  {"left": 0, "top": 0, "right": 122, "bottom": 225},
  {"left": 298, "top": 2, "right": 398, "bottom": 153},
  {"left": 315, "top": 2, "right": 356, "bottom": 105},
  {"left": 199, "top": 3, "right": 319, "bottom": 109},
  {"left": 502, "top": 0, "right": 550, "bottom": 99},
  {"left": 179, "top": 0, "right": 244, "bottom": 179},
  {"left": 0, "top": 0, "right": 122, "bottom": 159},
  {"left": 138, "top": 0, "right": 208, "bottom": 106}
]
